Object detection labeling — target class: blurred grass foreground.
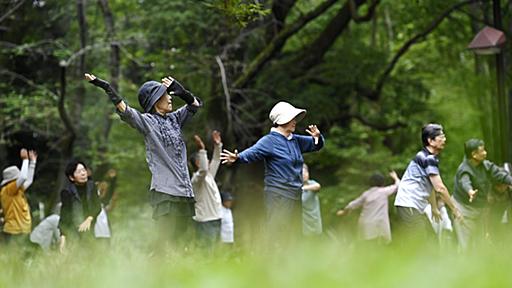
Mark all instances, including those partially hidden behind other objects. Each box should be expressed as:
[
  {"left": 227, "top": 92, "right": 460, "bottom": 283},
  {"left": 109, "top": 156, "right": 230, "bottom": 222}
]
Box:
[{"left": 2, "top": 206, "right": 512, "bottom": 288}]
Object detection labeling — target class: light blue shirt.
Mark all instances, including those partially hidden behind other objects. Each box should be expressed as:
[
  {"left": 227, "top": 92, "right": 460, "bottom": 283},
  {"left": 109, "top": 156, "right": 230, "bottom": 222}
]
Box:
[{"left": 302, "top": 180, "right": 322, "bottom": 235}]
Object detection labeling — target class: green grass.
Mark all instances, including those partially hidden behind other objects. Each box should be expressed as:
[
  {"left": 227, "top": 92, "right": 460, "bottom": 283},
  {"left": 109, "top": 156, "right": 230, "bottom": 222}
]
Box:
[{"left": 3, "top": 207, "right": 512, "bottom": 288}]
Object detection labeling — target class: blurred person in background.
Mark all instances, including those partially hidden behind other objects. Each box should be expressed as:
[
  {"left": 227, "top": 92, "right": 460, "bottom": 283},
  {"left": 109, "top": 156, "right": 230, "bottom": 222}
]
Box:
[
  {"left": 337, "top": 171, "right": 400, "bottom": 244},
  {"left": 1, "top": 148, "right": 38, "bottom": 245}
]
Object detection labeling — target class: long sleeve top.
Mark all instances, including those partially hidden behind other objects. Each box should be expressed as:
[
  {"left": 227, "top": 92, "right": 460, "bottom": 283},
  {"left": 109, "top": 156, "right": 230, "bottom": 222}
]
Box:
[
  {"left": 237, "top": 131, "right": 324, "bottom": 200},
  {"left": 191, "top": 143, "right": 223, "bottom": 222},
  {"left": 118, "top": 100, "right": 201, "bottom": 198},
  {"left": 346, "top": 184, "right": 398, "bottom": 242},
  {"left": 60, "top": 180, "right": 101, "bottom": 236},
  {"left": 453, "top": 159, "right": 512, "bottom": 208}
]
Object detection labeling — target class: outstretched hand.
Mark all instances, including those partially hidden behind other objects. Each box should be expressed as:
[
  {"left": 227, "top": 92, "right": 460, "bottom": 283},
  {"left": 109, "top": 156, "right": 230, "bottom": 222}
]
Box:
[
  {"left": 84, "top": 73, "right": 96, "bottom": 81},
  {"left": 306, "top": 125, "right": 321, "bottom": 138},
  {"left": 220, "top": 149, "right": 238, "bottom": 165}
]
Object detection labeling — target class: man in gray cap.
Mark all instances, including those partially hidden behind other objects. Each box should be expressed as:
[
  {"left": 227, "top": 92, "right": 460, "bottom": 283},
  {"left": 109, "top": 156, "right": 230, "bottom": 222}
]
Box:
[{"left": 85, "top": 72, "right": 201, "bottom": 248}]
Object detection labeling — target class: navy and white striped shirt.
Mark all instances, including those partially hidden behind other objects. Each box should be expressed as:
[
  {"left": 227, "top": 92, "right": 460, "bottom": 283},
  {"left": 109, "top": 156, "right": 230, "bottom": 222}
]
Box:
[{"left": 394, "top": 148, "right": 440, "bottom": 211}]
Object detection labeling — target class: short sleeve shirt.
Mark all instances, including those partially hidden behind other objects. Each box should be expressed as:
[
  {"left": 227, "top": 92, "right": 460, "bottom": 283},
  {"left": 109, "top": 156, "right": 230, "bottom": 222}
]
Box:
[{"left": 394, "top": 148, "right": 440, "bottom": 211}]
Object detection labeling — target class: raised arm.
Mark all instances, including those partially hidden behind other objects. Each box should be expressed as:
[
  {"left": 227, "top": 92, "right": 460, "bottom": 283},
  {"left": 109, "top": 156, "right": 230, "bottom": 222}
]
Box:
[
  {"left": 382, "top": 171, "right": 400, "bottom": 196},
  {"left": 15, "top": 149, "right": 29, "bottom": 189},
  {"left": 162, "top": 76, "right": 202, "bottom": 127},
  {"left": 85, "top": 73, "right": 151, "bottom": 134},
  {"left": 191, "top": 135, "right": 209, "bottom": 184},
  {"left": 85, "top": 73, "right": 126, "bottom": 112},
  {"left": 296, "top": 125, "right": 324, "bottom": 153},
  {"left": 209, "top": 130, "right": 222, "bottom": 177},
  {"left": 22, "top": 150, "right": 37, "bottom": 190}
]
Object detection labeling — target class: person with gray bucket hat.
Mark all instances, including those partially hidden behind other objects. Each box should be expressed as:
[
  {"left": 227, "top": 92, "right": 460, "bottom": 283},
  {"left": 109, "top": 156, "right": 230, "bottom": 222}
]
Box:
[
  {"left": 220, "top": 101, "right": 324, "bottom": 243},
  {"left": 85, "top": 72, "right": 201, "bottom": 247},
  {"left": 1, "top": 148, "right": 38, "bottom": 243}
]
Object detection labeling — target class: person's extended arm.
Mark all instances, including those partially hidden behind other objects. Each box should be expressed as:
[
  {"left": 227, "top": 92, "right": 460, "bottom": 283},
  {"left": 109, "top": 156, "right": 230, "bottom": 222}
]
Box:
[
  {"left": 303, "top": 181, "right": 321, "bottom": 192},
  {"left": 85, "top": 73, "right": 126, "bottom": 112},
  {"left": 487, "top": 161, "right": 512, "bottom": 185},
  {"left": 430, "top": 174, "right": 462, "bottom": 220},
  {"left": 191, "top": 135, "right": 208, "bottom": 185},
  {"left": 296, "top": 125, "right": 324, "bottom": 153},
  {"left": 382, "top": 171, "right": 400, "bottom": 196},
  {"left": 337, "top": 193, "right": 365, "bottom": 216},
  {"left": 86, "top": 73, "right": 151, "bottom": 134},
  {"left": 15, "top": 149, "right": 29, "bottom": 189},
  {"left": 221, "top": 136, "right": 272, "bottom": 165},
  {"left": 459, "top": 173, "right": 478, "bottom": 202},
  {"left": 209, "top": 131, "right": 222, "bottom": 177},
  {"left": 22, "top": 150, "right": 37, "bottom": 190}
]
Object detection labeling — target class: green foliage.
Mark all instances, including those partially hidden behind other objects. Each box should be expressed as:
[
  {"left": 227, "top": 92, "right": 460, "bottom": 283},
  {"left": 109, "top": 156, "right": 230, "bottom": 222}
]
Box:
[{"left": 205, "top": 0, "right": 270, "bottom": 27}]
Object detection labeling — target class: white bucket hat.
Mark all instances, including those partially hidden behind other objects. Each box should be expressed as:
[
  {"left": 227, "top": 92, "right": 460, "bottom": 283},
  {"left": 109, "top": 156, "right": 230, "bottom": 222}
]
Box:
[
  {"left": 1, "top": 166, "right": 20, "bottom": 186},
  {"left": 269, "top": 101, "right": 306, "bottom": 125}
]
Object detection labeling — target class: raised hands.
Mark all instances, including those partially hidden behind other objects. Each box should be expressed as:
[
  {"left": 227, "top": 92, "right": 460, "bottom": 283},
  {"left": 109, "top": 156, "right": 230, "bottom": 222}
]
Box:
[
  {"left": 194, "top": 135, "right": 206, "bottom": 150},
  {"left": 161, "top": 76, "right": 175, "bottom": 89},
  {"left": 212, "top": 130, "right": 222, "bottom": 145},
  {"left": 220, "top": 149, "right": 239, "bottom": 165},
  {"left": 28, "top": 150, "right": 38, "bottom": 162},
  {"left": 306, "top": 125, "right": 321, "bottom": 138},
  {"left": 84, "top": 72, "right": 125, "bottom": 110},
  {"left": 20, "top": 149, "right": 28, "bottom": 160}
]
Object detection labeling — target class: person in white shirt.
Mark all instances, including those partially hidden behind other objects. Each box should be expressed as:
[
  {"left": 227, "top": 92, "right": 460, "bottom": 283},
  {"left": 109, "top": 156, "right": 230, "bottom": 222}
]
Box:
[
  {"left": 191, "top": 131, "right": 223, "bottom": 247},
  {"left": 220, "top": 191, "right": 234, "bottom": 244}
]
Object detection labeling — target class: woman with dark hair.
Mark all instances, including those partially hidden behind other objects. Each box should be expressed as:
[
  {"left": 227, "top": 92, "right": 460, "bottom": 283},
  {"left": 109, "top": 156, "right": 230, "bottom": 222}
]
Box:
[
  {"left": 220, "top": 101, "right": 324, "bottom": 240},
  {"left": 59, "top": 160, "right": 101, "bottom": 240},
  {"left": 337, "top": 171, "right": 400, "bottom": 244}
]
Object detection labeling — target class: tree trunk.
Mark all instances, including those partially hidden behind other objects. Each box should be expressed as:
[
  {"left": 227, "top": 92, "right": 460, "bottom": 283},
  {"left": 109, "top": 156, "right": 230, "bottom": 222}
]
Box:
[{"left": 97, "top": 0, "right": 120, "bottom": 176}]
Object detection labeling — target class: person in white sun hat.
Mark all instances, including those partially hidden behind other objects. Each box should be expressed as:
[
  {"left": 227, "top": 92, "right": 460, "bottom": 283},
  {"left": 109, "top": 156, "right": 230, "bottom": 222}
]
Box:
[{"left": 221, "top": 101, "right": 324, "bottom": 242}]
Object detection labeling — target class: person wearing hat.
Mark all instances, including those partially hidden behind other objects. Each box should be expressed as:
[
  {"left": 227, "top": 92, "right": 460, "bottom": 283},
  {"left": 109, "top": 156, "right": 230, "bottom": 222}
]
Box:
[
  {"left": 220, "top": 101, "right": 324, "bottom": 241},
  {"left": 1, "top": 148, "right": 38, "bottom": 243},
  {"left": 84, "top": 72, "right": 201, "bottom": 247}
]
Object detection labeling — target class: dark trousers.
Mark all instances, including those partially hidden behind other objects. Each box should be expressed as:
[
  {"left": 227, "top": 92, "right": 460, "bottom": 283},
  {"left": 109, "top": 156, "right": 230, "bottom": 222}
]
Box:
[
  {"left": 396, "top": 206, "right": 435, "bottom": 244},
  {"left": 195, "top": 219, "right": 221, "bottom": 249},
  {"left": 264, "top": 192, "right": 302, "bottom": 246},
  {"left": 155, "top": 201, "right": 195, "bottom": 249}
]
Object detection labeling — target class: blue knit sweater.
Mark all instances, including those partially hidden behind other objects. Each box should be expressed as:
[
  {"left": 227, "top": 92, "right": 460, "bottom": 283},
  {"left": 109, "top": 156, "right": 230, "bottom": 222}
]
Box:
[{"left": 237, "top": 131, "right": 324, "bottom": 200}]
